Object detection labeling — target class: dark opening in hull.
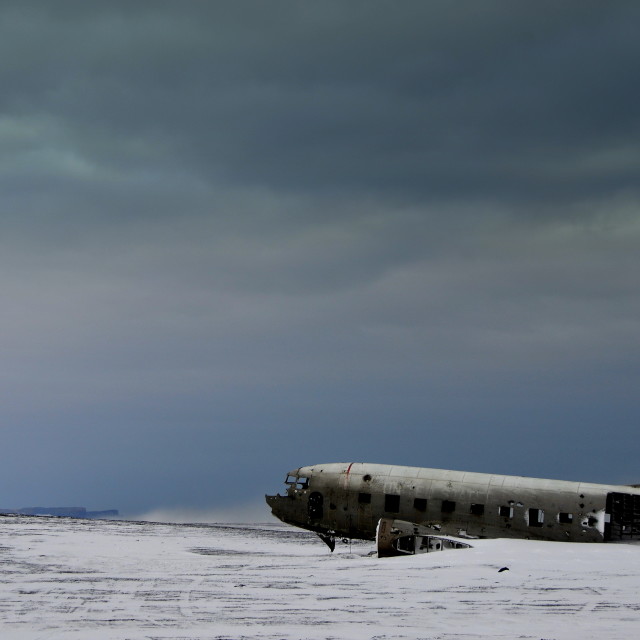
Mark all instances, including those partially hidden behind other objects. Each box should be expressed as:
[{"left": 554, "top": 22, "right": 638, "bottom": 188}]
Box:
[{"left": 605, "top": 492, "right": 640, "bottom": 541}]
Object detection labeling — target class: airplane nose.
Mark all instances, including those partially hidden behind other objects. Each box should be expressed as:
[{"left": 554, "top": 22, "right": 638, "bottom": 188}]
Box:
[
  {"left": 265, "top": 493, "right": 282, "bottom": 521},
  {"left": 265, "top": 492, "right": 298, "bottom": 525}
]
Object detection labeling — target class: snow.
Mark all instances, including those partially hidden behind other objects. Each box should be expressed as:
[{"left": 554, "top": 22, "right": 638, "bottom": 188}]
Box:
[{"left": 1, "top": 515, "right": 639, "bottom": 639}]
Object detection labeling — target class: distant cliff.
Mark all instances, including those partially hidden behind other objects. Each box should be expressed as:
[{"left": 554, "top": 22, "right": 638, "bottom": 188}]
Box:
[{"left": 0, "top": 507, "right": 119, "bottom": 519}]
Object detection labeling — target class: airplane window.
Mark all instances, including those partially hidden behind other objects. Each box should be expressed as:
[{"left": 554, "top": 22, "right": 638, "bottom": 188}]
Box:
[
  {"left": 499, "top": 506, "right": 513, "bottom": 518},
  {"left": 414, "top": 498, "right": 427, "bottom": 512},
  {"left": 470, "top": 503, "right": 484, "bottom": 516},
  {"left": 528, "top": 508, "right": 544, "bottom": 527},
  {"left": 358, "top": 492, "right": 371, "bottom": 504},
  {"left": 559, "top": 512, "right": 573, "bottom": 524},
  {"left": 441, "top": 500, "right": 456, "bottom": 513},
  {"left": 385, "top": 494, "right": 400, "bottom": 513},
  {"left": 286, "top": 476, "right": 308, "bottom": 489}
]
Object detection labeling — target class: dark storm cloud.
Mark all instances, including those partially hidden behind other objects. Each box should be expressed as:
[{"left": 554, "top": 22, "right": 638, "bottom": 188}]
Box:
[
  {"left": 1, "top": 2, "right": 639, "bottom": 514},
  {"left": 3, "top": 1, "right": 639, "bottom": 205}
]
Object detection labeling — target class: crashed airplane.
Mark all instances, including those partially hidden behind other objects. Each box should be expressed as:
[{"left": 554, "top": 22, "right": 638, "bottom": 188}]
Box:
[{"left": 266, "top": 463, "right": 640, "bottom": 552}]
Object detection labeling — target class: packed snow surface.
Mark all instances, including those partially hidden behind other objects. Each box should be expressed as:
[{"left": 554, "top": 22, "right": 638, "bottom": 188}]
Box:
[{"left": 1, "top": 515, "right": 639, "bottom": 639}]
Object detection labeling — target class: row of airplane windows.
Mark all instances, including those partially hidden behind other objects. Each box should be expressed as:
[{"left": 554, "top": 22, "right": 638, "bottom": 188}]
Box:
[{"left": 357, "top": 492, "right": 579, "bottom": 527}]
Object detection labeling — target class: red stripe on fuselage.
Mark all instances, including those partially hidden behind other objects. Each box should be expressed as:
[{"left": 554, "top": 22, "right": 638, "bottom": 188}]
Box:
[{"left": 344, "top": 462, "right": 354, "bottom": 489}]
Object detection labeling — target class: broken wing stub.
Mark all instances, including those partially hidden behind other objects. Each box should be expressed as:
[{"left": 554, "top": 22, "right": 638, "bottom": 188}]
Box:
[{"left": 376, "top": 518, "right": 472, "bottom": 558}]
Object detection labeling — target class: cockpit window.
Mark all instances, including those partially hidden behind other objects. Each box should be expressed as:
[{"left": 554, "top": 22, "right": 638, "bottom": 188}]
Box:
[{"left": 285, "top": 475, "right": 309, "bottom": 489}]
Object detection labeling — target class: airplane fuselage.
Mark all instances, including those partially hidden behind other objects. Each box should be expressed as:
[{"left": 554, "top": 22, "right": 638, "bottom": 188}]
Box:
[{"left": 265, "top": 462, "right": 640, "bottom": 544}]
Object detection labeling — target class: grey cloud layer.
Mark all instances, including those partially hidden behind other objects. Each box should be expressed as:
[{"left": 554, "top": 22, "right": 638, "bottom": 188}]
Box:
[{"left": 3, "top": 1, "right": 639, "bottom": 203}]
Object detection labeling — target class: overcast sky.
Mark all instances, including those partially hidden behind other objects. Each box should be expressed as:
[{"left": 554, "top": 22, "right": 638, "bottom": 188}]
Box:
[{"left": 1, "top": 1, "right": 639, "bottom": 518}]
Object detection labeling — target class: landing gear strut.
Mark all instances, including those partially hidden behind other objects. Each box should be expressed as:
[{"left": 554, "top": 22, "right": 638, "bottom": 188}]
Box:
[{"left": 317, "top": 531, "right": 336, "bottom": 552}]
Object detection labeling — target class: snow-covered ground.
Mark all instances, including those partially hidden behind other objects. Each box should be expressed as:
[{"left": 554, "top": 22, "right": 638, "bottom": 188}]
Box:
[{"left": 1, "top": 515, "right": 639, "bottom": 639}]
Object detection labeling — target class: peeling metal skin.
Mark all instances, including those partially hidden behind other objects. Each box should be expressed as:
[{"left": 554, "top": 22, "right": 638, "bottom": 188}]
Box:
[{"left": 265, "top": 463, "right": 640, "bottom": 546}]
